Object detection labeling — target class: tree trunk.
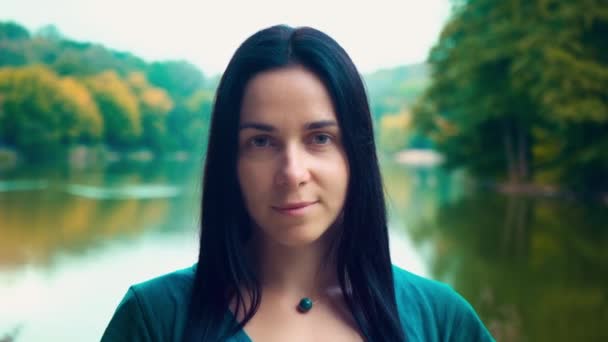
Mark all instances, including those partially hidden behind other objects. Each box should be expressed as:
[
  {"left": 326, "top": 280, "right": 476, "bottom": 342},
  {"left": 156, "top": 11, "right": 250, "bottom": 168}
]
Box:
[
  {"left": 516, "top": 120, "right": 530, "bottom": 182},
  {"left": 503, "top": 118, "right": 518, "bottom": 183}
]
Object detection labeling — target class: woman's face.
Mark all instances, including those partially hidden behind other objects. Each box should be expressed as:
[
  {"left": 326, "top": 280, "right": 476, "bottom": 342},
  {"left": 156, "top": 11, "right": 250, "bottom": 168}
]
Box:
[{"left": 237, "top": 66, "right": 349, "bottom": 248}]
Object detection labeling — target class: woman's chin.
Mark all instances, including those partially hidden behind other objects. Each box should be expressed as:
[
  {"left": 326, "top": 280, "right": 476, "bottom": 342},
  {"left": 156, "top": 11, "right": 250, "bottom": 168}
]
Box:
[
  {"left": 275, "top": 233, "right": 325, "bottom": 248},
  {"left": 267, "top": 225, "right": 332, "bottom": 248}
]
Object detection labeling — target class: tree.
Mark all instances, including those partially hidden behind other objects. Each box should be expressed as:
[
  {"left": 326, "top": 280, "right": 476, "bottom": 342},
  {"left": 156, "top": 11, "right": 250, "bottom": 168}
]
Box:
[
  {"left": 85, "top": 71, "right": 141, "bottom": 147},
  {"left": 0, "top": 20, "right": 213, "bottom": 156},
  {"left": 0, "top": 66, "right": 102, "bottom": 157},
  {"left": 34, "top": 24, "right": 63, "bottom": 41},
  {"left": 127, "top": 72, "right": 173, "bottom": 151},
  {"left": 146, "top": 61, "right": 205, "bottom": 100},
  {"left": 164, "top": 89, "right": 213, "bottom": 152},
  {"left": 0, "top": 22, "right": 30, "bottom": 41},
  {"left": 59, "top": 77, "right": 103, "bottom": 143},
  {"left": 365, "top": 63, "right": 429, "bottom": 121},
  {"left": 378, "top": 111, "right": 413, "bottom": 153},
  {"left": 0, "top": 22, "right": 31, "bottom": 67},
  {"left": 413, "top": 0, "right": 608, "bottom": 194}
]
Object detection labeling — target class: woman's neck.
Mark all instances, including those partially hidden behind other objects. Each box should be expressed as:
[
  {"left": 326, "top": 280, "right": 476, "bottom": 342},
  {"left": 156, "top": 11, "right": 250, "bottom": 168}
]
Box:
[{"left": 251, "top": 232, "right": 339, "bottom": 298}]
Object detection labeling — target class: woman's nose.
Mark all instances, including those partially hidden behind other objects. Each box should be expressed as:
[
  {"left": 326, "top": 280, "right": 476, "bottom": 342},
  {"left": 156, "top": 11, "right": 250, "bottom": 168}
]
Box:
[{"left": 274, "top": 144, "right": 311, "bottom": 188}]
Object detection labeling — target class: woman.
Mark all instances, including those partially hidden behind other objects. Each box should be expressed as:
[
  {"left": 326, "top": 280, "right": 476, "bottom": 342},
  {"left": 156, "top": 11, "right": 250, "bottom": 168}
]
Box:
[{"left": 102, "top": 25, "right": 494, "bottom": 342}]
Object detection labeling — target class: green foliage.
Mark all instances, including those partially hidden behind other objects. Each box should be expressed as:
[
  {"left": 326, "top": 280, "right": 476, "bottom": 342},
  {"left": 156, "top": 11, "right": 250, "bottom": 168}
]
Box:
[
  {"left": 59, "top": 76, "right": 103, "bottom": 142},
  {"left": 50, "top": 42, "right": 147, "bottom": 77},
  {"left": 0, "top": 65, "right": 102, "bottom": 157},
  {"left": 0, "top": 40, "right": 29, "bottom": 66},
  {"left": 161, "top": 89, "right": 213, "bottom": 153},
  {"left": 85, "top": 71, "right": 141, "bottom": 147},
  {"left": 146, "top": 61, "right": 205, "bottom": 100},
  {"left": 35, "top": 25, "right": 63, "bottom": 41},
  {"left": 0, "top": 22, "right": 30, "bottom": 41},
  {"left": 378, "top": 111, "right": 413, "bottom": 153},
  {"left": 365, "top": 63, "right": 429, "bottom": 120},
  {"left": 414, "top": 0, "right": 608, "bottom": 194},
  {"left": 0, "top": 20, "right": 433, "bottom": 160},
  {"left": 364, "top": 63, "right": 433, "bottom": 153},
  {"left": 127, "top": 72, "right": 173, "bottom": 152},
  {"left": 0, "top": 20, "right": 214, "bottom": 159},
  {"left": 0, "top": 22, "right": 148, "bottom": 76},
  {"left": 0, "top": 23, "right": 31, "bottom": 66}
]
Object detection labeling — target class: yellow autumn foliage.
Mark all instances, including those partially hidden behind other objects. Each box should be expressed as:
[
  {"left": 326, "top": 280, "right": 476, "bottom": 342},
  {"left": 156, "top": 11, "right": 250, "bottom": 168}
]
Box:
[
  {"left": 85, "top": 70, "right": 141, "bottom": 146},
  {"left": 59, "top": 77, "right": 103, "bottom": 140},
  {"left": 378, "top": 110, "right": 412, "bottom": 152}
]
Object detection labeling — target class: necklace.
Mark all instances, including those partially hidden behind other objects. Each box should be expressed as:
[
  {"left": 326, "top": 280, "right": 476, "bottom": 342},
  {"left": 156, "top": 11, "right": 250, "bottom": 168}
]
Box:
[
  {"left": 296, "top": 285, "right": 340, "bottom": 313},
  {"left": 297, "top": 297, "right": 314, "bottom": 313}
]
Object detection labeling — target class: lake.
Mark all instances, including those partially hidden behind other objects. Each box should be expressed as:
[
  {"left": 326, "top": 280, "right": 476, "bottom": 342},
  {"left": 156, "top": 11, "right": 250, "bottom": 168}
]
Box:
[{"left": 1, "top": 158, "right": 606, "bottom": 341}]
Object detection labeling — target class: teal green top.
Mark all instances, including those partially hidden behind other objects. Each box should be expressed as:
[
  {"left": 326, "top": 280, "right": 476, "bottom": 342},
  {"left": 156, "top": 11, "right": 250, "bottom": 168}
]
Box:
[{"left": 101, "top": 265, "right": 494, "bottom": 341}]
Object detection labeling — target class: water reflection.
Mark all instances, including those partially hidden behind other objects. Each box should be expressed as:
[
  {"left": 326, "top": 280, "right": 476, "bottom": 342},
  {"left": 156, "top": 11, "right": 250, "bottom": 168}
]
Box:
[
  {"left": 0, "top": 161, "right": 203, "bottom": 341},
  {"left": 64, "top": 184, "right": 181, "bottom": 200},
  {"left": 0, "top": 162, "right": 201, "bottom": 270},
  {"left": 403, "top": 177, "right": 608, "bottom": 341},
  {"left": 0, "top": 181, "right": 48, "bottom": 192}
]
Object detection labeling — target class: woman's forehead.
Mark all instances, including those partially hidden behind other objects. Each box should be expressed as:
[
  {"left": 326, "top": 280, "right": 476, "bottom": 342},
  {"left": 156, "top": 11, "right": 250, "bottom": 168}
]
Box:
[{"left": 239, "top": 66, "right": 336, "bottom": 123}]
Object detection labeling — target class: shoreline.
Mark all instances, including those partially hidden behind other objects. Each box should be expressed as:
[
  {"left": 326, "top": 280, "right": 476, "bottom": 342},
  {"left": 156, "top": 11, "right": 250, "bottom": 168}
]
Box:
[
  {"left": 394, "top": 149, "right": 608, "bottom": 205},
  {"left": 0, "top": 145, "right": 194, "bottom": 170}
]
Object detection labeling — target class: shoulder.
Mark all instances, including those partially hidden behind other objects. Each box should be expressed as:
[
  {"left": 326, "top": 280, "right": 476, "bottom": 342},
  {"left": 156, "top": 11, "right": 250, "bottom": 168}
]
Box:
[
  {"left": 101, "top": 265, "right": 196, "bottom": 342},
  {"left": 131, "top": 263, "right": 196, "bottom": 299},
  {"left": 392, "top": 265, "right": 465, "bottom": 315},
  {"left": 392, "top": 265, "right": 495, "bottom": 341}
]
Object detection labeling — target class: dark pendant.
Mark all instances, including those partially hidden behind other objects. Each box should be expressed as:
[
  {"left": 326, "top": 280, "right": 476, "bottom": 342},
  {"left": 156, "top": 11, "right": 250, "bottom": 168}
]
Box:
[{"left": 297, "top": 297, "right": 313, "bottom": 313}]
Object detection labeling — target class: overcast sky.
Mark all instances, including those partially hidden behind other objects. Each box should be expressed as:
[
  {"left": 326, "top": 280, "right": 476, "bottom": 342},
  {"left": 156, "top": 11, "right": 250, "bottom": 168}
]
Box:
[{"left": 1, "top": 0, "right": 451, "bottom": 76}]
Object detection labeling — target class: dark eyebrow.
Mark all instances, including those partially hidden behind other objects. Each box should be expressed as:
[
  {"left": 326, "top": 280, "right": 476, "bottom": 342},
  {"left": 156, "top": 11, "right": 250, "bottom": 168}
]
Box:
[
  {"left": 239, "top": 122, "right": 275, "bottom": 132},
  {"left": 238, "top": 119, "right": 338, "bottom": 132},
  {"left": 305, "top": 120, "right": 338, "bottom": 130}
]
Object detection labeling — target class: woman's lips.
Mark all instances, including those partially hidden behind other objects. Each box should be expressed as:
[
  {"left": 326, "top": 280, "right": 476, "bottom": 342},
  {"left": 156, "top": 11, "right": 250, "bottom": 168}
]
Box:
[{"left": 272, "top": 201, "right": 318, "bottom": 215}]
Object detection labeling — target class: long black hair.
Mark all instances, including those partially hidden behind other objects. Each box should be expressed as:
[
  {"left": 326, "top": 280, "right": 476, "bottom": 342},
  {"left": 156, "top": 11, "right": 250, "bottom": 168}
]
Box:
[{"left": 184, "top": 25, "right": 404, "bottom": 341}]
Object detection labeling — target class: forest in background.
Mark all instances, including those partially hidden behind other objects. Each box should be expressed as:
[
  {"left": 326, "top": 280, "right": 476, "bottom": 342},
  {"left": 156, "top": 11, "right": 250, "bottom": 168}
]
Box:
[
  {"left": 2, "top": 0, "right": 608, "bottom": 199},
  {"left": 0, "top": 21, "right": 217, "bottom": 161},
  {"left": 0, "top": 20, "right": 429, "bottom": 163},
  {"left": 412, "top": 0, "right": 608, "bottom": 196}
]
